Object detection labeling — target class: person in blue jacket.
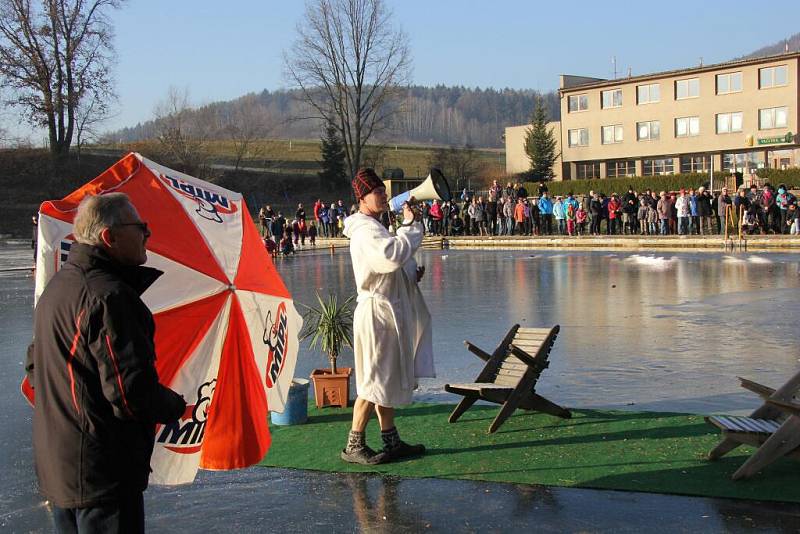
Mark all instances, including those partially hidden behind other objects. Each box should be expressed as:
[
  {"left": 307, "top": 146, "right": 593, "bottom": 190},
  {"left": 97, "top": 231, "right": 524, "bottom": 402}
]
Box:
[
  {"left": 688, "top": 188, "right": 698, "bottom": 235},
  {"left": 538, "top": 192, "right": 553, "bottom": 235}
]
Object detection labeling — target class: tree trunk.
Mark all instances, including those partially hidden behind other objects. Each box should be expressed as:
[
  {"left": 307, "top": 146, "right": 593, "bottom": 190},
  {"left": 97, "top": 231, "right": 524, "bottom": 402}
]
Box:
[{"left": 330, "top": 352, "right": 338, "bottom": 374}]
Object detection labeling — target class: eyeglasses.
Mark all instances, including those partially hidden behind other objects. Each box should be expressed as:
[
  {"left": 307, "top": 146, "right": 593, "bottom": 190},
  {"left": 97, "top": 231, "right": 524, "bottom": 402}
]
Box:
[{"left": 116, "top": 222, "right": 149, "bottom": 233}]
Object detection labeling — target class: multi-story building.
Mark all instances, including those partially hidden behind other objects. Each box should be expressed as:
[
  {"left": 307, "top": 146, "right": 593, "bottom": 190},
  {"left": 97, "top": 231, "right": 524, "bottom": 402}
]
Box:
[{"left": 505, "top": 51, "right": 800, "bottom": 181}]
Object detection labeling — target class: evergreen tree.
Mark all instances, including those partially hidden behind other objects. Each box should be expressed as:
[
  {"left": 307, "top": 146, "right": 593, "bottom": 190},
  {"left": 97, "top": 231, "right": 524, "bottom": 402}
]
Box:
[
  {"left": 524, "top": 96, "right": 559, "bottom": 181},
  {"left": 318, "top": 121, "right": 347, "bottom": 190}
]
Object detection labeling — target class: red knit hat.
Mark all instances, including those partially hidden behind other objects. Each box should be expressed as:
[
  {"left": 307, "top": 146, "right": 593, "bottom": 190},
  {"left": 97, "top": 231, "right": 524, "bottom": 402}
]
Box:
[{"left": 352, "top": 168, "right": 383, "bottom": 200}]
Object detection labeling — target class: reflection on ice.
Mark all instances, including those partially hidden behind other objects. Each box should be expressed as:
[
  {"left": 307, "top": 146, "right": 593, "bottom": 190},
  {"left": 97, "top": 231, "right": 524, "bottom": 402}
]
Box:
[
  {"left": 623, "top": 254, "right": 677, "bottom": 269},
  {"left": 747, "top": 256, "right": 773, "bottom": 264},
  {"left": 722, "top": 255, "right": 748, "bottom": 264},
  {"left": 4, "top": 245, "right": 800, "bottom": 531},
  {"left": 269, "top": 248, "right": 800, "bottom": 417}
]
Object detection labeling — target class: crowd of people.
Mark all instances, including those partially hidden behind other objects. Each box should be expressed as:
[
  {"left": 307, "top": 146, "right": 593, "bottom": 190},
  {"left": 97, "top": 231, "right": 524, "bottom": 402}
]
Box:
[
  {"left": 258, "top": 199, "right": 359, "bottom": 255},
  {"left": 409, "top": 180, "right": 800, "bottom": 238},
  {"left": 260, "top": 180, "right": 799, "bottom": 255}
]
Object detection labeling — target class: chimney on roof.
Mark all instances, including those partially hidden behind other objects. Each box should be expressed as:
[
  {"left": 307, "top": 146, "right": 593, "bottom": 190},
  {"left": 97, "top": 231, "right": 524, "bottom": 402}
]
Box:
[
  {"left": 786, "top": 40, "right": 790, "bottom": 53},
  {"left": 699, "top": 57, "right": 703, "bottom": 67},
  {"left": 627, "top": 67, "right": 632, "bottom": 77}
]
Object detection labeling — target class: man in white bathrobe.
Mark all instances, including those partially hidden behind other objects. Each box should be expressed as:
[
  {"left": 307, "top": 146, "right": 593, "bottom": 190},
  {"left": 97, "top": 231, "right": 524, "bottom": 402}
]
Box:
[{"left": 341, "top": 168, "right": 435, "bottom": 465}]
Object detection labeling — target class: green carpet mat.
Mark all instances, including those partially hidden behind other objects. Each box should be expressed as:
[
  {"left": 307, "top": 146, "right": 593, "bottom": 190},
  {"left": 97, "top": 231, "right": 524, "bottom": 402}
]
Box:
[{"left": 260, "top": 403, "right": 800, "bottom": 503}]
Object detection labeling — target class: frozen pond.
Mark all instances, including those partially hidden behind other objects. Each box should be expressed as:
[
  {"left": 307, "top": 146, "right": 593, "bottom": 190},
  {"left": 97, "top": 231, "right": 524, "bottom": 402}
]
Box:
[
  {"left": 282, "top": 247, "right": 800, "bottom": 415},
  {"left": 2, "top": 244, "right": 800, "bottom": 531}
]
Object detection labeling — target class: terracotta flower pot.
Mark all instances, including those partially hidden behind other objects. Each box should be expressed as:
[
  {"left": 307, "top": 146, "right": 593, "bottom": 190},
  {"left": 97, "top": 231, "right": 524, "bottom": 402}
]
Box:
[{"left": 310, "top": 367, "right": 352, "bottom": 408}]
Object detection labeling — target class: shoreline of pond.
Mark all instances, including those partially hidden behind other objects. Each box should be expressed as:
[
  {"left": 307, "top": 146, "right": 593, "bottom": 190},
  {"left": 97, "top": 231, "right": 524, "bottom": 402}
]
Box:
[{"left": 311, "top": 235, "right": 800, "bottom": 253}]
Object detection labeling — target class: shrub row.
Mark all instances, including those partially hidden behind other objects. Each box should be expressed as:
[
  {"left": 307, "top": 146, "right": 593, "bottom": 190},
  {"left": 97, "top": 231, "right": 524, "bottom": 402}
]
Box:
[
  {"left": 524, "top": 169, "right": 800, "bottom": 198},
  {"left": 755, "top": 167, "right": 800, "bottom": 184}
]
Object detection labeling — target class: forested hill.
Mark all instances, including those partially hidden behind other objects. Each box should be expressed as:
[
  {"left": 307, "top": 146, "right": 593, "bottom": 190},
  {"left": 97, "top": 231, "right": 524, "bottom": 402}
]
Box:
[
  {"left": 395, "top": 86, "right": 559, "bottom": 147},
  {"left": 106, "top": 35, "right": 800, "bottom": 149},
  {"left": 742, "top": 32, "right": 800, "bottom": 59},
  {"left": 106, "top": 86, "right": 561, "bottom": 149}
]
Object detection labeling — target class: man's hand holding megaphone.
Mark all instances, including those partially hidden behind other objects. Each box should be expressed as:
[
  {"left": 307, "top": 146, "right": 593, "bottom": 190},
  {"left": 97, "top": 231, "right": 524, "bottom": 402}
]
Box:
[
  {"left": 399, "top": 197, "right": 425, "bottom": 282},
  {"left": 401, "top": 196, "right": 421, "bottom": 226}
]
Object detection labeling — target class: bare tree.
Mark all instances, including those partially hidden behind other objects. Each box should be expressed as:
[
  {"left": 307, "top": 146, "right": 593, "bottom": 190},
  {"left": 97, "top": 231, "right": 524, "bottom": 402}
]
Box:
[
  {"left": 0, "top": 0, "right": 122, "bottom": 160},
  {"left": 284, "top": 0, "right": 410, "bottom": 177},
  {"left": 153, "top": 87, "right": 210, "bottom": 176},
  {"left": 427, "top": 144, "right": 483, "bottom": 191},
  {"left": 449, "top": 144, "right": 483, "bottom": 184},
  {"left": 360, "top": 143, "right": 386, "bottom": 170},
  {"left": 219, "top": 94, "right": 273, "bottom": 173},
  {"left": 74, "top": 90, "right": 114, "bottom": 160}
]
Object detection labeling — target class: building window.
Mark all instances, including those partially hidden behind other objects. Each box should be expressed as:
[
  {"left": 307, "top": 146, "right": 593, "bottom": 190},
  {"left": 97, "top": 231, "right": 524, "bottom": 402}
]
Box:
[
  {"left": 601, "top": 89, "right": 623, "bottom": 109},
  {"left": 568, "top": 128, "right": 589, "bottom": 147},
  {"left": 637, "top": 83, "right": 660, "bottom": 104},
  {"left": 637, "top": 120, "right": 660, "bottom": 141},
  {"left": 568, "top": 94, "right": 589, "bottom": 112},
  {"left": 601, "top": 124, "right": 623, "bottom": 144},
  {"left": 759, "top": 106, "right": 788, "bottom": 130},
  {"left": 642, "top": 158, "right": 674, "bottom": 176},
  {"left": 723, "top": 152, "right": 764, "bottom": 173},
  {"left": 716, "top": 112, "right": 743, "bottom": 134},
  {"left": 759, "top": 65, "right": 788, "bottom": 89},
  {"left": 675, "top": 116, "right": 700, "bottom": 138},
  {"left": 680, "top": 155, "right": 710, "bottom": 173},
  {"left": 606, "top": 160, "right": 635, "bottom": 178},
  {"left": 768, "top": 149, "right": 794, "bottom": 170},
  {"left": 675, "top": 78, "right": 700, "bottom": 99},
  {"left": 716, "top": 72, "right": 742, "bottom": 94},
  {"left": 576, "top": 162, "right": 601, "bottom": 179}
]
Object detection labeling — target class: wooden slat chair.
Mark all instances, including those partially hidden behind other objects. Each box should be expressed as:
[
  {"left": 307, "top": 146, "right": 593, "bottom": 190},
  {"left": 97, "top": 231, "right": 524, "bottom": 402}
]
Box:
[
  {"left": 706, "top": 370, "right": 800, "bottom": 480},
  {"left": 444, "top": 324, "right": 571, "bottom": 434}
]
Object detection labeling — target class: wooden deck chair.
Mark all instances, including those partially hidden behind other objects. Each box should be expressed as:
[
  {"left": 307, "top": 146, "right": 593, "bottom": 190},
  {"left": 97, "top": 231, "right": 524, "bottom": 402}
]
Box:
[
  {"left": 444, "top": 324, "right": 571, "bottom": 434},
  {"left": 706, "top": 370, "right": 800, "bottom": 480}
]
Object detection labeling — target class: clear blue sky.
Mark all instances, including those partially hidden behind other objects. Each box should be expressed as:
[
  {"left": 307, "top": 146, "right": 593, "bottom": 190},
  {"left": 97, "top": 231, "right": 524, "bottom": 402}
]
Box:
[{"left": 6, "top": 0, "right": 800, "bottom": 137}]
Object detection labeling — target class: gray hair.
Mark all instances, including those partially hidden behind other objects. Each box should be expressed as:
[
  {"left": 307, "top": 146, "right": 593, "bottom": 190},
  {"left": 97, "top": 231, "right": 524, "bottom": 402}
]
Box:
[{"left": 73, "top": 193, "right": 134, "bottom": 246}]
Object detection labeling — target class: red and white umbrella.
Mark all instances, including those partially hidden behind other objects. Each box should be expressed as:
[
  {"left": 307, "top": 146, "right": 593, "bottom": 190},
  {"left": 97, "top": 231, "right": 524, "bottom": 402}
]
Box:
[{"left": 23, "top": 152, "right": 302, "bottom": 484}]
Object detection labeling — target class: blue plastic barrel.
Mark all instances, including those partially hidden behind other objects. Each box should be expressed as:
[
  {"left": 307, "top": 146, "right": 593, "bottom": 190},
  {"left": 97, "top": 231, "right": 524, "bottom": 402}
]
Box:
[{"left": 270, "top": 378, "right": 309, "bottom": 425}]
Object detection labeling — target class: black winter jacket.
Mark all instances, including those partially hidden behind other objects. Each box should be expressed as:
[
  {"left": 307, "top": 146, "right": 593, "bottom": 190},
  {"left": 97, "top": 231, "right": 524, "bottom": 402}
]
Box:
[
  {"left": 26, "top": 243, "right": 185, "bottom": 508},
  {"left": 696, "top": 193, "right": 712, "bottom": 217}
]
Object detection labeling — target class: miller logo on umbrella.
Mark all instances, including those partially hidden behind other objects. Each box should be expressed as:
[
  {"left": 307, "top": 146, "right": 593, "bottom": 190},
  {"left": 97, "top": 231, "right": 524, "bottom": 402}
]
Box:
[{"left": 157, "top": 380, "right": 216, "bottom": 454}]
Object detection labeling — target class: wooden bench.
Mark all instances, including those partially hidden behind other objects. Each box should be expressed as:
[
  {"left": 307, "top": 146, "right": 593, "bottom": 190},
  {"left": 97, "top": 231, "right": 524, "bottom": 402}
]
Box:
[
  {"left": 444, "top": 324, "right": 571, "bottom": 434},
  {"left": 706, "top": 371, "right": 800, "bottom": 480}
]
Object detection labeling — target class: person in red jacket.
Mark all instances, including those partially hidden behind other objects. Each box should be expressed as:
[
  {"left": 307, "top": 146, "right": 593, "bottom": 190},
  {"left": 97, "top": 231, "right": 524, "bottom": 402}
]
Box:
[
  {"left": 429, "top": 199, "right": 443, "bottom": 235},
  {"left": 607, "top": 194, "right": 621, "bottom": 235},
  {"left": 313, "top": 199, "right": 323, "bottom": 231}
]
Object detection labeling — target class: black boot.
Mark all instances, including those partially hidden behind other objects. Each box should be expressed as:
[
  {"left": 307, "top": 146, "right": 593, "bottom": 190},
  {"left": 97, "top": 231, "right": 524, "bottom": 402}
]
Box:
[
  {"left": 381, "top": 427, "right": 425, "bottom": 461},
  {"left": 341, "top": 430, "right": 386, "bottom": 465}
]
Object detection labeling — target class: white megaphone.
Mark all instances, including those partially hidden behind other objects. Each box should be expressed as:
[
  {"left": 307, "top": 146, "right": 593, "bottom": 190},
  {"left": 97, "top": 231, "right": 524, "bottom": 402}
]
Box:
[{"left": 388, "top": 168, "right": 452, "bottom": 212}]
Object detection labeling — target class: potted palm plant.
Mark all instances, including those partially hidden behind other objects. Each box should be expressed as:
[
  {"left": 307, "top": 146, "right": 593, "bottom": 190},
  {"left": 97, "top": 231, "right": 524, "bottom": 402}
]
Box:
[{"left": 300, "top": 292, "right": 355, "bottom": 408}]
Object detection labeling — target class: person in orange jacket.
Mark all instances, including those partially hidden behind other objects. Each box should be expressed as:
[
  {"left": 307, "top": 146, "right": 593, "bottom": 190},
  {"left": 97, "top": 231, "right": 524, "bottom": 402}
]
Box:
[{"left": 513, "top": 198, "right": 526, "bottom": 236}]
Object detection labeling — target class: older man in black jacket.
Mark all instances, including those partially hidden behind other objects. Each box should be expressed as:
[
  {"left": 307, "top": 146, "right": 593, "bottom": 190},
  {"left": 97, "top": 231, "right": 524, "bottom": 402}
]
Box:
[
  {"left": 695, "top": 186, "right": 713, "bottom": 235},
  {"left": 26, "top": 193, "right": 185, "bottom": 533}
]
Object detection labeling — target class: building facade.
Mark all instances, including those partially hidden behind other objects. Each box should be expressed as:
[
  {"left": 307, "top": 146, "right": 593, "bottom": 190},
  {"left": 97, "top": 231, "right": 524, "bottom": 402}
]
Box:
[{"left": 505, "top": 52, "right": 800, "bottom": 181}]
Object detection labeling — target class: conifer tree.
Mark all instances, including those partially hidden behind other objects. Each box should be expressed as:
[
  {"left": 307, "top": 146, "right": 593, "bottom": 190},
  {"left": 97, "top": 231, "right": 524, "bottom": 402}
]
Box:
[
  {"left": 319, "top": 121, "right": 347, "bottom": 190},
  {"left": 524, "top": 96, "right": 559, "bottom": 181}
]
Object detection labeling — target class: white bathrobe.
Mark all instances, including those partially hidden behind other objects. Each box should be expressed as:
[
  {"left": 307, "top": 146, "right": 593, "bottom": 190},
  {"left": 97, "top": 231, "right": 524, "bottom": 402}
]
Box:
[{"left": 343, "top": 213, "right": 435, "bottom": 407}]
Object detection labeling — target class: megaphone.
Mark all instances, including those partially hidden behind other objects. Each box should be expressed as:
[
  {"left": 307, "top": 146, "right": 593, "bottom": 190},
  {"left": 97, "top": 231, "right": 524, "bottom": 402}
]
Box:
[{"left": 388, "top": 168, "right": 451, "bottom": 212}]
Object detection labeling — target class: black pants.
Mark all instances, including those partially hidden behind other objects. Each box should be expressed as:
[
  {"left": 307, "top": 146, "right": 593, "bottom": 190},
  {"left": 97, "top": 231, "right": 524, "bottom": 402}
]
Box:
[
  {"left": 541, "top": 214, "right": 553, "bottom": 235},
  {"left": 53, "top": 492, "right": 144, "bottom": 534}
]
